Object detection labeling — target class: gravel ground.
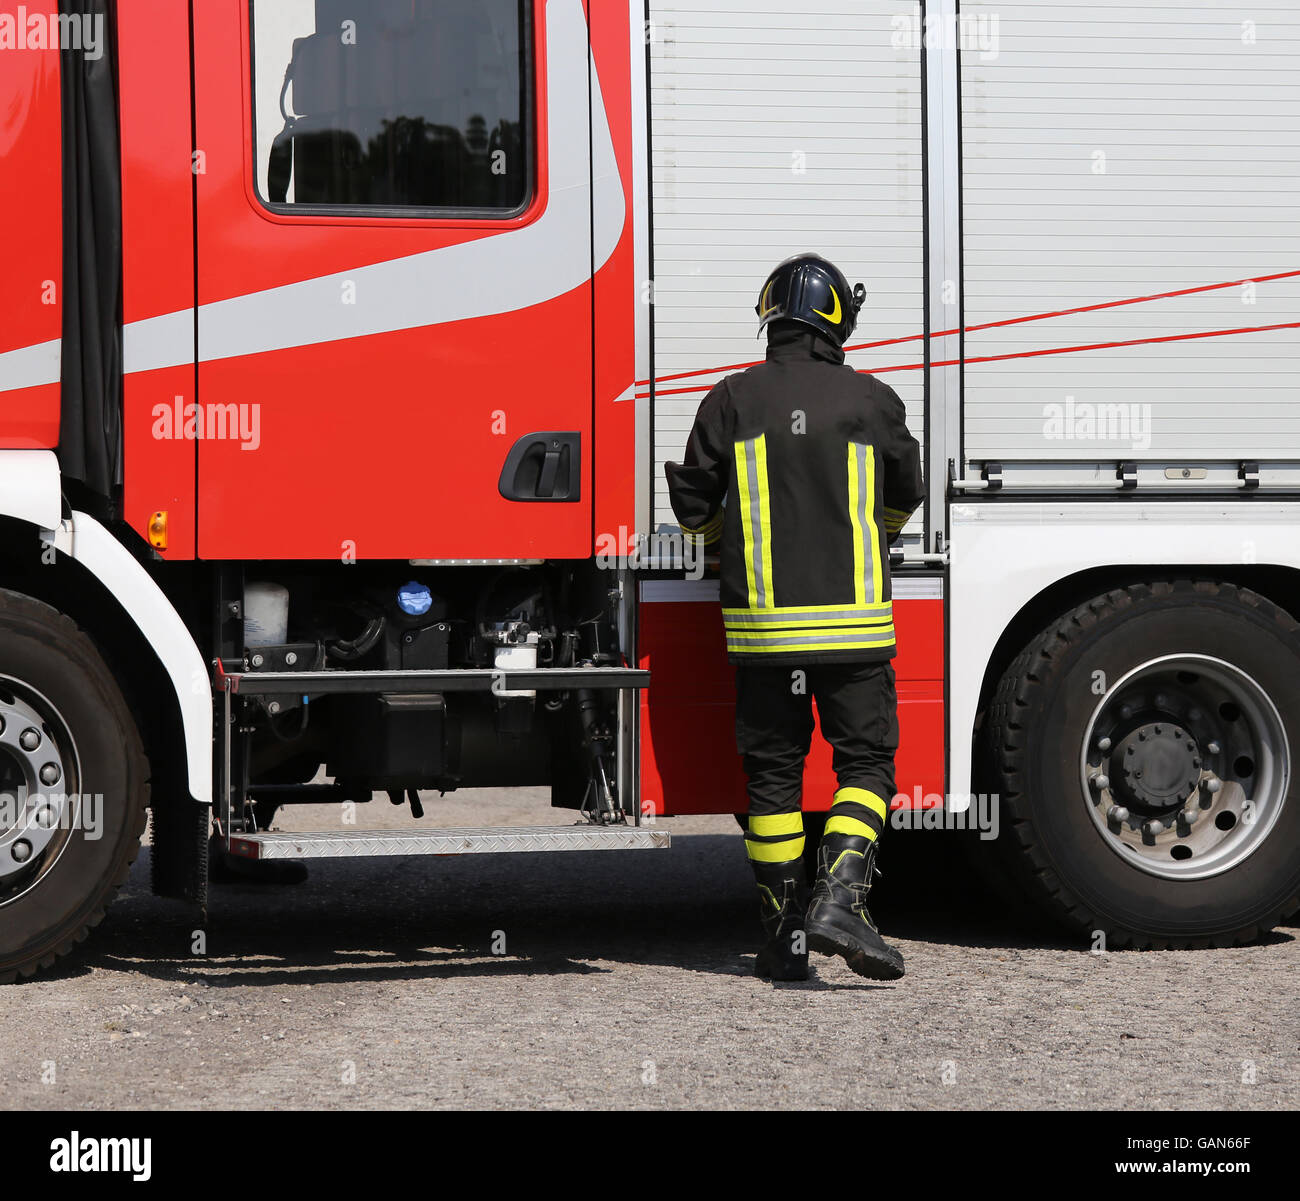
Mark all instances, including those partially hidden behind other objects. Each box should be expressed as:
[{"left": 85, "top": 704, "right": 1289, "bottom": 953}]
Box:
[{"left": 3, "top": 789, "right": 1297, "bottom": 1110}]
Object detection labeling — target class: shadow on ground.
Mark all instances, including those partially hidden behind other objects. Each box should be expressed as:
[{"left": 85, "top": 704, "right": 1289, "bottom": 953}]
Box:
[
  {"left": 35, "top": 827, "right": 1294, "bottom": 989},
  {"left": 33, "top": 828, "right": 1063, "bottom": 985}
]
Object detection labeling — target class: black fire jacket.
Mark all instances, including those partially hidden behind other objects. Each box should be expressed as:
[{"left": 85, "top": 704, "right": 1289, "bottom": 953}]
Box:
[{"left": 664, "top": 324, "right": 925, "bottom": 664}]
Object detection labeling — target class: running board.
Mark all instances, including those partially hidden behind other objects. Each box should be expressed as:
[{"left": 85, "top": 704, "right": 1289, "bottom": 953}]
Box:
[
  {"left": 227, "top": 825, "right": 671, "bottom": 860},
  {"left": 216, "top": 665, "right": 649, "bottom": 696}
]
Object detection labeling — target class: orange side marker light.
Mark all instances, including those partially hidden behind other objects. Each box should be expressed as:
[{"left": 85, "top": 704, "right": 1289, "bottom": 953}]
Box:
[{"left": 147, "top": 510, "right": 169, "bottom": 551}]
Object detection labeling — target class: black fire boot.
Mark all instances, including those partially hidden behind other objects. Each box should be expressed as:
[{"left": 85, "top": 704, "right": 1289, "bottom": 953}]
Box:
[
  {"left": 805, "top": 833, "right": 904, "bottom": 980},
  {"left": 750, "top": 858, "right": 809, "bottom": 981}
]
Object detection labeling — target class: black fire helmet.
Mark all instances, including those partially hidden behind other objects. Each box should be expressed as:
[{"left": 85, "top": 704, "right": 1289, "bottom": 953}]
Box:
[{"left": 755, "top": 253, "right": 867, "bottom": 347}]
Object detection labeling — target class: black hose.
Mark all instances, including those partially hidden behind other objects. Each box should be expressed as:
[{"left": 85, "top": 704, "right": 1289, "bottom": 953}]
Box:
[{"left": 327, "top": 615, "right": 385, "bottom": 662}]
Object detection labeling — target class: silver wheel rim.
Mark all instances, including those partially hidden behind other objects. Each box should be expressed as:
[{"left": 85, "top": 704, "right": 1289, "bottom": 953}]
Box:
[
  {"left": 1079, "top": 654, "right": 1289, "bottom": 881},
  {"left": 0, "top": 675, "right": 81, "bottom": 905}
]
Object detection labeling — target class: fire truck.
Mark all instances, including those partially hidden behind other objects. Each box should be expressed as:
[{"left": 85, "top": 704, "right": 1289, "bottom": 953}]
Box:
[{"left": 1, "top": 0, "right": 1298, "bottom": 981}]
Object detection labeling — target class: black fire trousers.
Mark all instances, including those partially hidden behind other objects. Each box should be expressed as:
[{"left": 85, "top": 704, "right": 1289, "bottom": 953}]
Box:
[{"left": 735, "top": 661, "right": 898, "bottom": 863}]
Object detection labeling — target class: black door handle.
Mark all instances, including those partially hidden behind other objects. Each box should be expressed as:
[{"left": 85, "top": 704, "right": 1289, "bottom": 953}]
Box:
[{"left": 498, "top": 431, "right": 581, "bottom": 502}]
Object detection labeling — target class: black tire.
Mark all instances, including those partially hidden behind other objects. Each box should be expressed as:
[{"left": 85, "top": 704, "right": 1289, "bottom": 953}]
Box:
[
  {"left": 986, "top": 580, "right": 1300, "bottom": 949},
  {"left": 0, "top": 589, "right": 150, "bottom": 983}
]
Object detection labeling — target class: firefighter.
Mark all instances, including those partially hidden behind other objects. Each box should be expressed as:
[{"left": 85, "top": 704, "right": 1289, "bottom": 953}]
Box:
[{"left": 664, "top": 253, "right": 925, "bottom": 982}]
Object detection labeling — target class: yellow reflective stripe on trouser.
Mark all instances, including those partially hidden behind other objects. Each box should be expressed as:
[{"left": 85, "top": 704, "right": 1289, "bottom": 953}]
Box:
[
  {"left": 748, "top": 812, "right": 804, "bottom": 837},
  {"left": 825, "top": 816, "right": 878, "bottom": 845},
  {"left": 745, "top": 811, "right": 805, "bottom": 861},
  {"left": 736, "top": 434, "right": 774, "bottom": 609},
  {"left": 826, "top": 789, "right": 889, "bottom": 844},
  {"left": 746, "top": 835, "right": 806, "bottom": 862},
  {"left": 832, "top": 787, "right": 889, "bottom": 822},
  {"left": 847, "top": 441, "right": 882, "bottom": 606}
]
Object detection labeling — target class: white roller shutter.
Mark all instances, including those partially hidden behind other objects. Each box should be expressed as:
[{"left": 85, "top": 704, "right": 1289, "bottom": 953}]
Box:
[
  {"left": 961, "top": 0, "right": 1300, "bottom": 461},
  {"left": 648, "top": 0, "right": 925, "bottom": 529}
]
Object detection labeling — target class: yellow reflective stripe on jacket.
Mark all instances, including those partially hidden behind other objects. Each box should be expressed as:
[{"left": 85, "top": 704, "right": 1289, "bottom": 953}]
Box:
[
  {"left": 726, "top": 627, "right": 895, "bottom": 644},
  {"left": 884, "top": 505, "right": 913, "bottom": 530},
  {"left": 723, "top": 600, "right": 891, "bottom": 617},
  {"left": 681, "top": 508, "right": 724, "bottom": 546},
  {"left": 755, "top": 436, "right": 774, "bottom": 600},
  {"left": 847, "top": 441, "right": 882, "bottom": 605},
  {"left": 847, "top": 443, "right": 866, "bottom": 604},
  {"left": 725, "top": 629, "right": 896, "bottom": 654},
  {"left": 726, "top": 626, "right": 895, "bottom": 645},
  {"left": 723, "top": 604, "right": 892, "bottom": 630},
  {"left": 736, "top": 434, "right": 774, "bottom": 609}
]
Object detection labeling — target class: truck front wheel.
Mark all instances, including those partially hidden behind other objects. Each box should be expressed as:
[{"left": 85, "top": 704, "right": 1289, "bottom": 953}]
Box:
[
  {"left": 987, "top": 580, "right": 1300, "bottom": 948},
  {"left": 0, "top": 590, "right": 149, "bottom": 982}
]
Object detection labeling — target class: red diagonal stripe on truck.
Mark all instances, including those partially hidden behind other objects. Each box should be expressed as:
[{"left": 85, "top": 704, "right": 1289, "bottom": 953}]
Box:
[
  {"left": 638, "top": 319, "right": 1300, "bottom": 399},
  {"left": 636, "top": 267, "right": 1300, "bottom": 391}
]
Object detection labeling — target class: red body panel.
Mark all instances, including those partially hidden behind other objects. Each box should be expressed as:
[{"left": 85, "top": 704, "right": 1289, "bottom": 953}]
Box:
[
  {"left": 188, "top": 0, "right": 613, "bottom": 561},
  {"left": 589, "top": 0, "right": 638, "bottom": 554},
  {"left": 119, "top": 0, "right": 198, "bottom": 558},
  {"left": 640, "top": 596, "right": 945, "bottom": 816},
  {"left": 0, "top": 20, "right": 61, "bottom": 447},
  {"left": 0, "top": 1, "right": 950, "bottom": 817}
]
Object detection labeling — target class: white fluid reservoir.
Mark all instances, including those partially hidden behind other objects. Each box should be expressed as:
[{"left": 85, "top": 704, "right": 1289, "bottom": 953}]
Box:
[
  {"left": 494, "top": 642, "right": 538, "bottom": 699},
  {"left": 244, "top": 582, "right": 289, "bottom": 647}
]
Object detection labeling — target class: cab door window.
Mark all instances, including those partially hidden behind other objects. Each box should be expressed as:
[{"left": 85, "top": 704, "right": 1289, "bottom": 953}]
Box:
[{"left": 251, "top": 0, "right": 531, "bottom": 213}]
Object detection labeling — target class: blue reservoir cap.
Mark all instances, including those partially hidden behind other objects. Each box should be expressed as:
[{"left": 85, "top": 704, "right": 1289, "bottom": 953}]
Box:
[{"left": 397, "top": 581, "right": 433, "bottom": 616}]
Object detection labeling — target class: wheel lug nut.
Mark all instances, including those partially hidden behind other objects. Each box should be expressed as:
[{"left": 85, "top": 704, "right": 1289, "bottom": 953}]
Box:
[
  {"left": 19, "top": 728, "right": 40, "bottom": 751},
  {"left": 39, "top": 763, "right": 60, "bottom": 786},
  {"left": 1119, "top": 705, "right": 1133, "bottom": 720},
  {"left": 1091, "top": 774, "right": 1110, "bottom": 790},
  {"left": 1205, "top": 777, "right": 1222, "bottom": 794},
  {"left": 1207, "top": 741, "right": 1221, "bottom": 755},
  {"left": 1143, "top": 819, "right": 1164, "bottom": 837},
  {"left": 1097, "top": 736, "right": 1112, "bottom": 752},
  {"left": 1181, "top": 806, "right": 1199, "bottom": 826},
  {"left": 11, "top": 839, "right": 32, "bottom": 862},
  {"left": 1109, "top": 806, "right": 1130, "bottom": 826}
]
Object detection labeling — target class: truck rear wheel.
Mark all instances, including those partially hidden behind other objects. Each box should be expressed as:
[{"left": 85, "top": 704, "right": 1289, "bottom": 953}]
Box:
[
  {"left": 987, "top": 580, "right": 1300, "bottom": 948},
  {"left": 0, "top": 590, "right": 149, "bottom": 982}
]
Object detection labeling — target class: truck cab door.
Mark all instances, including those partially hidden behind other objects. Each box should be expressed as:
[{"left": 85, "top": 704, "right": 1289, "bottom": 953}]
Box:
[{"left": 191, "top": 0, "right": 605, "bottom": 560}]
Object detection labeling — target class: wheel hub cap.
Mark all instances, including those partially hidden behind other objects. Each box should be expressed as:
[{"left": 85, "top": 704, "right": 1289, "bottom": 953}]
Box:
[
  {"left": 1114, "top": 722, "right": 1202, "bottom": 813},
  {"left": 0, "top": 682, "right": 78, "bottom": 894},
  {"left": 1080, "top": 654, "right": 1288, "bottom": 881}
]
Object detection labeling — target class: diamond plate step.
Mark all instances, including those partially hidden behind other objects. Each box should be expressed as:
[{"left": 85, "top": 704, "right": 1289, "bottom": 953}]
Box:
[{"left": 227, "top": 825, "right": 671, "bottom": 861}]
